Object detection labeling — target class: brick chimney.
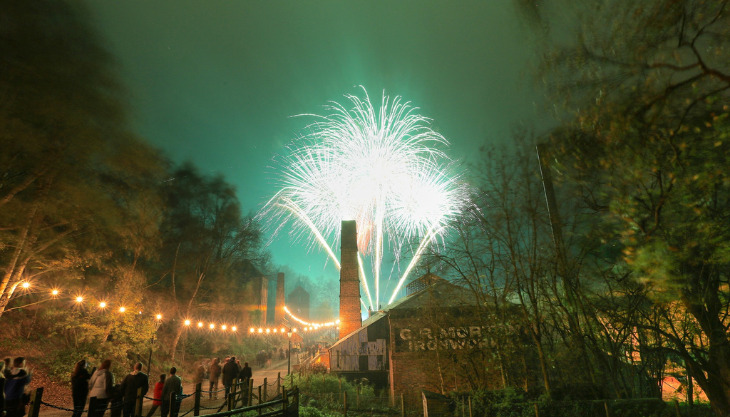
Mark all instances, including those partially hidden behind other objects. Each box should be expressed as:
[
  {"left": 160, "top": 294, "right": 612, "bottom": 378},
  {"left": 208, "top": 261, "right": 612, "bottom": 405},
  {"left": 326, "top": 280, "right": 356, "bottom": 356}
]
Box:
[{"left": 339, "top": 220, "right": 361, "bottom": 338}]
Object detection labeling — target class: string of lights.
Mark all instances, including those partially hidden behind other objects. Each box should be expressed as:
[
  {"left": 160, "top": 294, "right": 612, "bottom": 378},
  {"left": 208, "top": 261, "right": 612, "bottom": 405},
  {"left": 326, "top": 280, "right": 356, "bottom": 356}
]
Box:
[
  {"left": 282, "top": 305, "right": 339, "bottom": 331},
  {"left": 10, "top": 282, "right": 336, "bottom": 335}
]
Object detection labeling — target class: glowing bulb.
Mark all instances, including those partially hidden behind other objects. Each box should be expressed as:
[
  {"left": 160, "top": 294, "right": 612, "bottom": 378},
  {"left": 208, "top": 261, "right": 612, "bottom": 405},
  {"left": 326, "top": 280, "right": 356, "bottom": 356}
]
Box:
[
  {"left": 184, "top": 319, "right": 191, "bottom": 326},
  {"left": 99, "top": 301, "right": 107, "bottom": 308},
  {"left": 156, "top": 314, "right": 162, "bottom": 320},
  {"left": 232, "top": 326, "right": 237, "bottom": 332},
  {"left": 273, "top": 328, "right": 278, "bottom": 333},
  {"left": 249, "top": 328, "right": 255, "bottom": 333},
  {"left": 75, "top": 296, "right": 83, "bottom": 303},
  {"left": 119, "top": 307, "right": 126, "bottom": 313},
  {"left": 280, "top": 327, "right": 285, "bottom": 333},
  {"left": 265, "top": 328, "right": 271, "bottom": 333},
  {"left": 258, "top": 328, "right": 263, "bottom": 333},
  {"left": 221, "top": 324, "right": 227, "bottom": 331},
  {"left": 293, "top": 328, "right": 297, "bottom": 332},
  {"left": 51, "top": 289, "right": 59, "bottom": 296},
  {"left": 198, "top": 322, "right": 204, "bottom": 328},
  {"left": 209, "top": 323, "right": 215, "bottom": 329},
  {"left": 21, "top": 282, "right": 30, "bottom": 289}
]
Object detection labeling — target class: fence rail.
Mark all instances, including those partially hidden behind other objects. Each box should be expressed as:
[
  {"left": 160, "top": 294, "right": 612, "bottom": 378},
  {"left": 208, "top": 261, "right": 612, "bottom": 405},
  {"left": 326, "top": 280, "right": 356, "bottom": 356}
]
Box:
[{"left": 30, "top": 379, "right": 299, "bottom": 417}]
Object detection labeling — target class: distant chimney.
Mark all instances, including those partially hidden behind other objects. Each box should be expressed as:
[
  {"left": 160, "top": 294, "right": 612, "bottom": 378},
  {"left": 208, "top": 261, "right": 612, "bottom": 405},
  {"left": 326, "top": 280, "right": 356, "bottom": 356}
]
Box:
[
  {"left": 339, "top": 220, "right": 361, "bottom": 338},
  {"left": 275, "top": 272, "right": 285, "bottom": 324}
]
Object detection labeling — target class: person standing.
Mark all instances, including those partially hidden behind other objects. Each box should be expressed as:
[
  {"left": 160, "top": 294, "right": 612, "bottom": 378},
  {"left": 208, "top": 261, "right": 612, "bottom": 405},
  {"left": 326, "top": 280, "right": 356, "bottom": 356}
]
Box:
[
  {"left": 192, "top": 361, "right": 205, "bottom": 388},
  {"left": 4, "top": 357, "right": 31, "bottom": 417},
  {"left": 88, "top": 359, "right": 114, "bottom": 417},
  {"left": 120, "top": 362, "right": 149, "bottom": 417},
  {"left": 144, "top": 374, "right": 165, "bottom": 417},
  {"left": 238, "top": 362, "right": 252, "bottom": 382},
  {"left": 221, "top": 357, "right": 239, "bottom": 399},
  {"left": 160, "top": 367, "right": 182, "bottom": 417},
  {"left": 208, "top": 358, "right": 221, "bottom": 399},
  {"left": 71, "top": 360, "right": 92, "bottom": 417}
]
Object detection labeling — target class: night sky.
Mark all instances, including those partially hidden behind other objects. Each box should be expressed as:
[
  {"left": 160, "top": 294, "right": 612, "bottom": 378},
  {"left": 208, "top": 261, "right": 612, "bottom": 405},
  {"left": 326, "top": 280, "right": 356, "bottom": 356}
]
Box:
[{"left": 86, "top": 0, "right": 545, "bottom": 293}]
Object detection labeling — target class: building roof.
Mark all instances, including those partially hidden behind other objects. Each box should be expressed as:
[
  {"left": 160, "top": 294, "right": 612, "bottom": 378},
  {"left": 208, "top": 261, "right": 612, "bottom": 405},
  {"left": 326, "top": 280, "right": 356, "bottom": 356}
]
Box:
[{"left": 329, "top": 274, "right": 477, "bottom": 348}]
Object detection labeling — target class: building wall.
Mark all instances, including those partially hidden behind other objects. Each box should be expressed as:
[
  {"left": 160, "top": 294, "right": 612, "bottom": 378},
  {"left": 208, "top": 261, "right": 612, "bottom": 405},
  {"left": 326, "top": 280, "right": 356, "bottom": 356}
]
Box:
[
  {"left": 387, "top": 307, "right": 499, "bottom": 397},
  {"left": 241, "top": 275, "right": 267, "bottom": 326},
  {"left": 329, "top": 315, "right": 390, "bottom": 388},
  {"left": 275, "top": 272, "right": 285, "bottom": 324}
]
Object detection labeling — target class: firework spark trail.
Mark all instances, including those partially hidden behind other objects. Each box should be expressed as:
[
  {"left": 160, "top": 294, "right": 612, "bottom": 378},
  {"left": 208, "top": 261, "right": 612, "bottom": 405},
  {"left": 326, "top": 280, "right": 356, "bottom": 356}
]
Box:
[{"left": 260, "top": 87, "right": 468, "bottom": 308}]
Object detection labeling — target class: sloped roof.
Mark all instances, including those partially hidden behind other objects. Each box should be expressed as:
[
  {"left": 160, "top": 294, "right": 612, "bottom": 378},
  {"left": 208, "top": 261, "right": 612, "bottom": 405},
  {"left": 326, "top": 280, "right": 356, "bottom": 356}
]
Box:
[{"left": 329, "top": 276, "right": 478, "bottom": 349}]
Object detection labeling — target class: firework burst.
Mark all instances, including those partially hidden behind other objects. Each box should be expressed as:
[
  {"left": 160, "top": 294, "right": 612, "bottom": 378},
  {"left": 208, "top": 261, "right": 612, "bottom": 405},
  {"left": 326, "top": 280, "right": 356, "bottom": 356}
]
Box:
[{"left": 260, "top": 87, "right": 469, "bottom": 308}]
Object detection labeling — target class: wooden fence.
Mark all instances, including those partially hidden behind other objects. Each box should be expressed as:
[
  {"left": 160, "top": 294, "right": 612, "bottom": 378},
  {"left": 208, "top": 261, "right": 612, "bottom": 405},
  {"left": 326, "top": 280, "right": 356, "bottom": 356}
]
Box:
[{"left": 30, "top": 378, "right": 299, "bottom": 417}]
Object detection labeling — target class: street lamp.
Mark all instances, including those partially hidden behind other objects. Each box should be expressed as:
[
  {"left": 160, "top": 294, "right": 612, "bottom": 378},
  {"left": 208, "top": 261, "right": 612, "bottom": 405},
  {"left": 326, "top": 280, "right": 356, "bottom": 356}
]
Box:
[{"left": 287, "top": 329, "right": 293, "bottom": 375}]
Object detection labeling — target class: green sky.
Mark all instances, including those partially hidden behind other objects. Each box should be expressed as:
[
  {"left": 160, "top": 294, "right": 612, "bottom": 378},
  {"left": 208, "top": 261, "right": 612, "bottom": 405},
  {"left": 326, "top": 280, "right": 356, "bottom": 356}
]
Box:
[{"left": 86, "top": 0, "right": 545, "bottom": 300}]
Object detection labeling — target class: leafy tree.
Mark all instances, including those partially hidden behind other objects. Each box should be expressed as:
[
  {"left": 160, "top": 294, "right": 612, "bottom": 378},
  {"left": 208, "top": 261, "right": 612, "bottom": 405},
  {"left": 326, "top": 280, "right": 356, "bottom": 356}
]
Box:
[
  {"left": 155, "top": 163, "right": 268, "bottom": 360},
  {"left": 0, "top": 0, "right": 167, "bottom": 316},
  {"left": 540, "top": 0, "right": 730, "bottom": 414}
]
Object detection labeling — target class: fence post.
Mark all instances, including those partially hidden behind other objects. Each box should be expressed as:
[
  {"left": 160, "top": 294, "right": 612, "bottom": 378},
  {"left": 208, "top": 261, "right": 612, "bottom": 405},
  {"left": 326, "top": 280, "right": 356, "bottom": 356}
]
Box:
[
  {"left": 400, "top": 393, "right": 405, "bottom": 417},
  {"left": 258, "top": 385, "right": 263, "bottom": 416},
  {"left": 248, "top": 378, "right": 254, "bottom": 406},
  {"left": 277, "top": 372, "right": 281, "bottom": 393},
  {"left": 356, "top": 384, "right": 360, "bottom": 409},
  {"left": 28, "top": 387, "right": 43, "bottom": 417},
  {"left": 282, "top": 388, "right": 288, "bottom": 414},
  {"left": 263, "top": 377, "right": 268, "bottom": 403},
  {"left": 193, "top": 382, "right": 201, "bottom": 416},
  {"left": 135, "top": 386, "right": 143, "bottom": 417},
  {"left": 343, "top": 391, "right": 348, "bottom": 416},
  {"left": 469, "top": 395, "right": 472, "bottom": 417}
]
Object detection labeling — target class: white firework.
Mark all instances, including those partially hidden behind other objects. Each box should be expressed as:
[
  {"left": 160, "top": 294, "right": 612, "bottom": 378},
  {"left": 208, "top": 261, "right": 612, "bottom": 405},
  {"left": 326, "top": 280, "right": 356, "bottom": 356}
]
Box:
[{"left": 260, "top": 87, "right": 469, "bottom": 308}]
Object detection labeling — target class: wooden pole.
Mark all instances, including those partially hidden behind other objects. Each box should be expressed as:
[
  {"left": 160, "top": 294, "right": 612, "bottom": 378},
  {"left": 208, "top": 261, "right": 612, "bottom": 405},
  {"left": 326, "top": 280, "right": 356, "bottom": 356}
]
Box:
[
  {"left": 356, "top": 384, "right": 361, "bottom": 409},
  {"left": 282, "top": 388, "right": 288, "bottom": 414},
  {"left": 258, "top": 385, "right": 263, "bottom": 415},
  {"left": 248, "top": 378, "right": 254, "bottom": 406},
  {"left": 193, "top": 382, "right": 201, "bottom": 416},
  {"left": 277, "top": 372, "right": 281, "bottom": 393},
  {"left": 135, "top": 386, "right": 143, "bottom": 417},
  {"left": 28, "top": 387, "right": 43, "bottom": 417},
  {"left": 534, "top": 402, "right": 539, "bottom": 417},
  {"left": 604, "top": 400, "right": 611, "bottom": 417},
  {"left": 344, "top": 391, "right": 348, "bottom": 416},
  {"left": 468, "top": 396, "right": 472, "bottom": 417},
  {"left": 263, "top": 377, "right": 268, "bottom": 403},
  {"left": 400, "top": 393, "right": 405, "bottom": 417}
]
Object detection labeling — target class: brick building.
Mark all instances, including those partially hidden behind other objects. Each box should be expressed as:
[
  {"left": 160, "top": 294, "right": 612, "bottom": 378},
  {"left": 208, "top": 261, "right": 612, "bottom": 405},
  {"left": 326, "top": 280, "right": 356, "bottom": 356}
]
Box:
[
  {"left": 329, "top": 273, "right": 506, "bottom": 397},
  {"left": 239, "top": 262, "right": 268, "bottom": 326}
]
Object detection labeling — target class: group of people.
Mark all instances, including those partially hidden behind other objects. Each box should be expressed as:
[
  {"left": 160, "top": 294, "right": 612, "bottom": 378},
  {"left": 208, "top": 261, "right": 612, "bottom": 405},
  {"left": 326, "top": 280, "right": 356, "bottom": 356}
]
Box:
[
  {"left": 191, "top": 357, "right": 252, "bottom": 400},
  {"left": 0, "top": 356, "right": 254, "bottom": 417},
  {"left": 70, "top": 360, "right": 183, "bottom": 417},
  {"left": 1, "top": 357, "right": 32, "bottom": 417}
]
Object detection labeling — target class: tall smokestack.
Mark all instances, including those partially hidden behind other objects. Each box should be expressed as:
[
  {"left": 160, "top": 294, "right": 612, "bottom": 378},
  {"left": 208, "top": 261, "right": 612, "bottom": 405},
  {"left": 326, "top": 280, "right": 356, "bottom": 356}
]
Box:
[
  {"left": 339, "top": 220, "right": 361, "bottom": 338},
  {"left": 275, "top": 272, "right": 285, "bottom": 324}
]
